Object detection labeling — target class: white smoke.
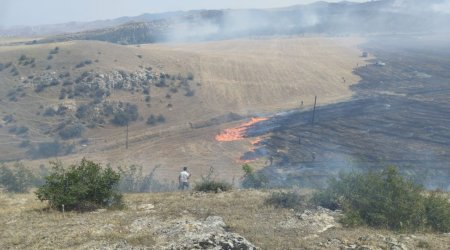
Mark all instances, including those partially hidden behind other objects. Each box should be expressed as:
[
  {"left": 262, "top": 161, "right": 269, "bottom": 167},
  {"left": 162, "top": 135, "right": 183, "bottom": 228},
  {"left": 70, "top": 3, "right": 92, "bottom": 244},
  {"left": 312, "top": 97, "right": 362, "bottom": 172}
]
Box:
[
  {"left": 432, "top": 2, "right": 450, "bottom": 14},
  {"left": 166, "top": 20, "right": 220, "bottom": 42}
]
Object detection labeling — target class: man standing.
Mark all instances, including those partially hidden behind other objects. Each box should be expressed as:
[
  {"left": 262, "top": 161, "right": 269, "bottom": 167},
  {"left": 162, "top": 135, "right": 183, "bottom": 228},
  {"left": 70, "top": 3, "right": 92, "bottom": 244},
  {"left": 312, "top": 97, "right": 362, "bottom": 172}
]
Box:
[{"left": 179, "top": 167, "right": 191, "bottom": 190}]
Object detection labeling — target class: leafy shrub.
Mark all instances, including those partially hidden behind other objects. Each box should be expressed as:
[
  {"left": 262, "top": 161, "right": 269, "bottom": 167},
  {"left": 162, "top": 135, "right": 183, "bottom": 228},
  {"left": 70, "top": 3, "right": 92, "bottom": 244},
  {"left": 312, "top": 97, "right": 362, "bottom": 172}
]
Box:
[
  {"left": 265, "top": 191, "right": 304, "bottom": 210},
  {"left": 312, "top": 166, "right": 450, "bottom": 232},
  {"left": 31, "top": 141, "right": 62, "bottom": 158},
  {"left": 157, "top": 114, "right": 165, "bottom": 123},
  {"left": 111, "top": 104, "right": 139, "bottom": 126},
  {"left": 146, "top": 115, "right": 157, "bottom": 126},
  {"left": 75, "top": 104, "right": 89, "bottom": 119},
  {"left": 49, "top": 47, "right": 59, "bottom": 54},
  {"left": 194, "top": 166, "right": 232, "bottom": 193},
  {"left": 417, "top": 240, "right": 430, "bottom": 249},
  {"left": 194, "top": 180, "right": 232, "bottom": 193},
  {"left": 424, "top": 191, "right": 450, "bottom": 232},
  {"left": 75, "top": 62, "right": 86, "bottom": 68},
  {"left": 3, "top": 114, "right": 14, "bottom": 123},
  {"left": 0, "top": 162, "right": 36, "bottom": 193},
  {"left": 15, "top": 126, "right": 28, "bottom": 135},
  {"left": 147, "top": 114, "right": 165, "bottom": 126},
  {"left": 185, "top": 89, "right": 195, "bottom": 97},
  {"left": 35, "top": 83, "right": 46, "bottom": 93},
  {"left": 43, "top": 107, "right": 56, "bottom": 116},
  {"left": 59, "top": 124, "right": 84, "bottom": 140},
  {"left": 241, "top": 164, "right": 268, "bottom": 189},
  {"left": 35, "top": 159, "right": 123, "bottom": 211},
  {"left": 112, "top": 111, "right": 130, "bottom": 126}
]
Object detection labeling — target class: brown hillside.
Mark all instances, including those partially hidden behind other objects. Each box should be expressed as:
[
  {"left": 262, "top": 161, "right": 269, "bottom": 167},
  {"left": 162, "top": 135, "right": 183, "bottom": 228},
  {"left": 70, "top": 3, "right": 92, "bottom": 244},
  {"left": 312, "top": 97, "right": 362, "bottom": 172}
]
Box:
[{"left": 0, "top": 37, "right": 367, "bottom": 182}]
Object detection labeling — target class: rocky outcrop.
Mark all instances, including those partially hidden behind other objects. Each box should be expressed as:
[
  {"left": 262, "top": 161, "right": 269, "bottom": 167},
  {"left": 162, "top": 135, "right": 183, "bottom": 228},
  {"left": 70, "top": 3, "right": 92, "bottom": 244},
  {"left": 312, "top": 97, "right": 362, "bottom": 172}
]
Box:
[
  {"left": 318, "top": 234, "right": 412, "bottom": 250},
  {"left": 161, "top": 216, "right": 259, "bottom": 250},
  {"left": 130, "top": 216, "right": 259, "bottom": 249},
  {"left": 278, "top": 207, "right": 342, "bottom": 239}
]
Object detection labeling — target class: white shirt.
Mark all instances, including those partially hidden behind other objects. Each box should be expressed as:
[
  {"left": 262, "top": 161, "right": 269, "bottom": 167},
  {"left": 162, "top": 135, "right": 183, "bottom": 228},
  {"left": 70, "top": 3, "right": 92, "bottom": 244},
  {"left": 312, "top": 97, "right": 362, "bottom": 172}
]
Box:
[{"left": 179, "top": 170, "right": 190, "bottom": 182}]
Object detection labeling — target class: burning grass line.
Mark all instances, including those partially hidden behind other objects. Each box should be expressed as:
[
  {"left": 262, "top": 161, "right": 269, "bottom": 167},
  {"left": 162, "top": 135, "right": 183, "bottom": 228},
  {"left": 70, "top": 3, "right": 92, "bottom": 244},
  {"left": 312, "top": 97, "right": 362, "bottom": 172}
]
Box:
[{"left": 215, "top": 117, "right": 268, "bottom": 142}]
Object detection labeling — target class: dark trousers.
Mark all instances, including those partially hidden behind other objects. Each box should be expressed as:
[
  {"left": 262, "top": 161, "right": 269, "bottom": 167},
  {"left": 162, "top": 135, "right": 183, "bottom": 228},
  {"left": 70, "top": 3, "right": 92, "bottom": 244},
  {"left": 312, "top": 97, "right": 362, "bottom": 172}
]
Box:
[{"left": 179, "top": 182, "right": 189, "bottom": 190}]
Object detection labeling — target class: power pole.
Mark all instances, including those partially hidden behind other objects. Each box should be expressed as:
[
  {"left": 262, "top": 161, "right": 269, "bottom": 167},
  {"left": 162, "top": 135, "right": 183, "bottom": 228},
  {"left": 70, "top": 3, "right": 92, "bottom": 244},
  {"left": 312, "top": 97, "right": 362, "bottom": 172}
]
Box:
[
  {"left": 312, "top": 95, "right": 317, "bottom": 125},
  {"left": 126, "top": 123, "right": 129, "bottom": 149}
]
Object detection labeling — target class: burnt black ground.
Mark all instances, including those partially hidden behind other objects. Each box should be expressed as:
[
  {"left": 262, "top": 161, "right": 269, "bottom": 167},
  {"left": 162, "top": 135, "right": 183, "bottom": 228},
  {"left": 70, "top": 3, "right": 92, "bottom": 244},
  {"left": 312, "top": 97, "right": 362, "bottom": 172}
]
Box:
[{"left": 245, "top": 36, "right": 450, "bottom": 189}]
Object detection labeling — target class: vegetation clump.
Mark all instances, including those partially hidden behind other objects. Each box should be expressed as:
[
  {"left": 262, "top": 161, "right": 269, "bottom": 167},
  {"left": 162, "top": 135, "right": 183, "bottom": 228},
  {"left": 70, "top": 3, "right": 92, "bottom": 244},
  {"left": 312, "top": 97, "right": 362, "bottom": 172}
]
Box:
[
  {"left": 146, "top": 114, "right": 165, "bottom": 126},
  {"left": 111, "top": 103, "right": 139, "bottom": 126},
  {"left": 58, "top": 123, "right": 84, "bottom": 140},
  {"left": 194, "top": 167, "right": 232, "bottom": 193},
  {"left": 312, "top": 166, "right": 450, "bottom": 232},
  {"left": 265, "top": 191, "right": 305, "bottom": 210},
  {"left": 0, "top": 162, "right": 37, "bottom": 193},
  {"left": 36, "top": 159, "right": 123, "bottom": 211},
  {"left": 194, "top": 180, "right": 232, "bottom": 193},
  {"left": 241, "top": 164, "right": 268, "bottom": 189}
]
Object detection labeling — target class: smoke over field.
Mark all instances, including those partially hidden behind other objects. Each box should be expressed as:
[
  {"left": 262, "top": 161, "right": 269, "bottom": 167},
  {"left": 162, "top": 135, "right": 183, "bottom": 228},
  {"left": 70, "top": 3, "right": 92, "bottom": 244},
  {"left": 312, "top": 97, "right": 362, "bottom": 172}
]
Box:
[{"left": 232, "top": 35, "right": 450, "bottom": 190}]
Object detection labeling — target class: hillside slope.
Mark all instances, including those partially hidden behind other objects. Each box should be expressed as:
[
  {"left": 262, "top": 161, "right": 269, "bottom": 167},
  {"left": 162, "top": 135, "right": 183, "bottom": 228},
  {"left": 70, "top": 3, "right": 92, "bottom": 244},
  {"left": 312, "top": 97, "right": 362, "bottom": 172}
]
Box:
[{"left": 0, "top": 37, "right": 366, "bottom": 180}]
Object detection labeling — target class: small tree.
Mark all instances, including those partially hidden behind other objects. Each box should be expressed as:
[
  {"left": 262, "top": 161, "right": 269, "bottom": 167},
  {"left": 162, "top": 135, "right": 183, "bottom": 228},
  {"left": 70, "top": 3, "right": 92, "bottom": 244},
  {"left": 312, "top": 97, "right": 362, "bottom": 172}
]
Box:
[
  {"left": 241, "top": 164, "right": 268, "bottom": 189},
  {"left": 312, "top": 166, "right": 450, "bottom": 232},
  {"left": 194, "top": 166, "right": 232, "bottom": 193},
  {"left": 35, "top": 159, "right": 122, "bottom": 211},
  {"left": 0, "top": 162, "right": 35, "bottom": 193}
]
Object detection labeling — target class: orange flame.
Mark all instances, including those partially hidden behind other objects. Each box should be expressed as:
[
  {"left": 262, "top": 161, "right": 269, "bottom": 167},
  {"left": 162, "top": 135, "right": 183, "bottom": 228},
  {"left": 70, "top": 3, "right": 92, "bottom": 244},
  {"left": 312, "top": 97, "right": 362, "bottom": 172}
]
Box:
[{"left": 215, "top": 117, "right": 268, "bottom": 142}]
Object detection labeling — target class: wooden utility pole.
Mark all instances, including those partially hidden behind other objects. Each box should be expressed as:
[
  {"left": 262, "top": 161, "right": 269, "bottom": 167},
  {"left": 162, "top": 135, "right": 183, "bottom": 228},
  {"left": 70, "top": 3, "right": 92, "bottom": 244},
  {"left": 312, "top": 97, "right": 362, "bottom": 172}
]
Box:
[
  {"left": 312, "top": 95, "right": 317, "bottom": 125},
  {"left": 126, "top": 123, "right": 129, "bottom": 149}
]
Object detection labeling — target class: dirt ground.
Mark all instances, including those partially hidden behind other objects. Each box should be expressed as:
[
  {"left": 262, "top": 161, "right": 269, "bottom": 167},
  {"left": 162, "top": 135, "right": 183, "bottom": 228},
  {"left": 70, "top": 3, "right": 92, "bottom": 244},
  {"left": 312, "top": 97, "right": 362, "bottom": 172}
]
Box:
[{"left": 1, "top": 190, "right": 450, "bottom": 249}]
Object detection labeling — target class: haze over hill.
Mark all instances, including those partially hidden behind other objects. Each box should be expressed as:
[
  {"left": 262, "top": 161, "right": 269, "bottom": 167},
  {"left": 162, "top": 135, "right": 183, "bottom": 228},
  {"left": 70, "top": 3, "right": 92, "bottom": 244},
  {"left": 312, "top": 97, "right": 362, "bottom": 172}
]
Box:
[{"left": 2, "top": 0, "right": 450, "bottom": 42}]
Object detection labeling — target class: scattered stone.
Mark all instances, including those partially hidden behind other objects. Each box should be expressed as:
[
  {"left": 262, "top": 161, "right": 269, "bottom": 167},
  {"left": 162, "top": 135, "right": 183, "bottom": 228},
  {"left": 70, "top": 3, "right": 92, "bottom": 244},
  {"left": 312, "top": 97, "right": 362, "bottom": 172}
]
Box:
[
  {"left": 278, "top": 206, "right": 341, "bottom": 235},
  {"left": 160, "top": 216, "right": 259, "bottom": 249}
]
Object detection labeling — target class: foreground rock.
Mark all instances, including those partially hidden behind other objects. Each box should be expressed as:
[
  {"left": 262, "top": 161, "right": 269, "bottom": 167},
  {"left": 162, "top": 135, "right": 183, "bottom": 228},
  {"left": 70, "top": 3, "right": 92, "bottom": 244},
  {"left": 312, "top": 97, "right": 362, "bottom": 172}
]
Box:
[
  {"left": 130, "top": 216, "right": 259, "bottom": 249},
  {"left": 162, "top": 216, "right": 258, "bottom": 250}
]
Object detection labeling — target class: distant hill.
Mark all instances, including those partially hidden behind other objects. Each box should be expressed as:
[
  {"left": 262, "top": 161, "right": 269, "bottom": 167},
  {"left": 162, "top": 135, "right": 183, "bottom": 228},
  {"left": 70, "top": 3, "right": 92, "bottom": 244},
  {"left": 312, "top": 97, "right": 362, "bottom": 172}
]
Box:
[
  {"left": 0, "top": 11, "right": 188, "bottom": 37},
  {"left": 4, "top": 0, "right": 450, "bottom": 45}
]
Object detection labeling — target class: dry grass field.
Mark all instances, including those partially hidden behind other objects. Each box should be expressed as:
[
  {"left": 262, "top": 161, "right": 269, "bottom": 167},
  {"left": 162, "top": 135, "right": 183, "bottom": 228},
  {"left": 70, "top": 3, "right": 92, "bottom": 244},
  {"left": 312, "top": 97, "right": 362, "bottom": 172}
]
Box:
[
  {"left": 1, "top": 190, "right": 449, "bottom": 249},
  {"left": 0, "top": 37, "right": 368, "bottom": 182}
]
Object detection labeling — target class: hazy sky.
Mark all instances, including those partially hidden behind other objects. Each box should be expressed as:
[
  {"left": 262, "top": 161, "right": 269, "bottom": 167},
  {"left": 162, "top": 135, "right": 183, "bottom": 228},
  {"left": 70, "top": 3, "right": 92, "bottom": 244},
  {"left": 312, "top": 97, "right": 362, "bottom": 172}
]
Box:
[{"left": 0, "top": 0, "right": 368, "bottom": 27}]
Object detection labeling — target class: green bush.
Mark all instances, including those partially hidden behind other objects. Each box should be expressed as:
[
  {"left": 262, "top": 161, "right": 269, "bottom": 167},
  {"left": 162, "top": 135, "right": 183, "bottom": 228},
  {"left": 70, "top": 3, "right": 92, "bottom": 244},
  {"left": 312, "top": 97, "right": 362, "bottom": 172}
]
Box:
[
  {"left": 241, "top": 164, "right": 268, "bottom": 189},
  {"left": 194, "top": 166, "right": 232, "bottom": 193},
  {"left": 424, "top": 191, "right": 450, "bottom": 232},
  {"left": 35, "top": 159, "right": 123, "bottom": 211},
  {"left": 0, "top": 162, "right": 36, "bottom": 193},
  {"left": 111, "top": 104, "right": 139, "bottom": 126},
  {"left": 194, "top": 180, "right": 232, "bottom": 193},
  {"left": 31, "top": 141, "right": 63, "bottom": 158},
  {"left": 312, "top": 166, "right": 450, "bottom": 232},
  {"left": 59, "top": 124, "right": 84, "bottom": 140},
  {"left": 265, "top": 191, "right": 304, "bottom": 210}
]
